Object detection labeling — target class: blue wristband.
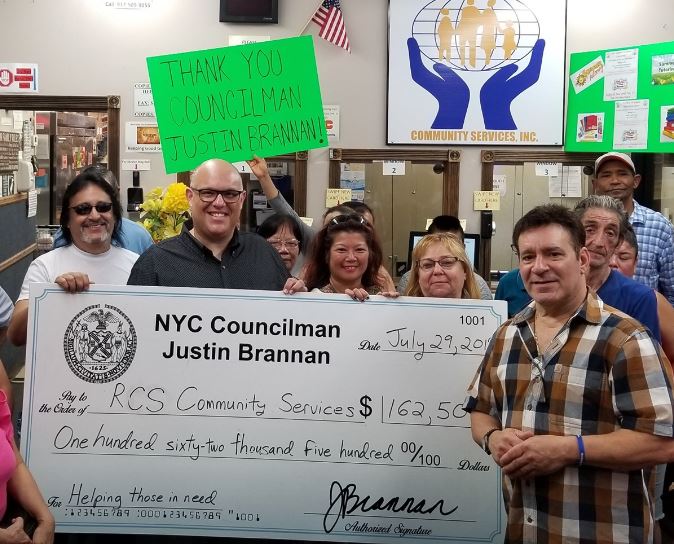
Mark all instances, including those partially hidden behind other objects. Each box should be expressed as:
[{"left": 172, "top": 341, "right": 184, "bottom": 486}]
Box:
[{"left": 576, "top": 435, "right": 585, "bottom": 466}]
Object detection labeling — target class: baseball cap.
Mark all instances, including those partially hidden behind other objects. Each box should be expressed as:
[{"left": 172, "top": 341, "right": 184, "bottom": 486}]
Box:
[{"left": 594, "top": 152, "right": 635, "bottom": 176}]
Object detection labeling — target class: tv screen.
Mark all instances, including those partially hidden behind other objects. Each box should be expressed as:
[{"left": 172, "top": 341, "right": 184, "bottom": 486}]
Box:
[
  {"left": 407, "top": 232, "right": 480, "bottom": 271},
  {"left": 219, "top": 0, "right": 278, "bottom": 23}
]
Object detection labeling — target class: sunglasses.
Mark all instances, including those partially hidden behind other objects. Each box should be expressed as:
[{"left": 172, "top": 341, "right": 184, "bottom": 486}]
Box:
[
  {"left": 330, "top": 214, "right": 368, "bottom": 226},
  {"left": 70, "top": 202, "right": 113, "bottom": 216}
]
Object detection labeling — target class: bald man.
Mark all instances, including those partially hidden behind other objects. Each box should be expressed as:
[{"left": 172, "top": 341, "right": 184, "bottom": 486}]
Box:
[{"left": 127, "top": 159, "right": 290, "bottom": 290}]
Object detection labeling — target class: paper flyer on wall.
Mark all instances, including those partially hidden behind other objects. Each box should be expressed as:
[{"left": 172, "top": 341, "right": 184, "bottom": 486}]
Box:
[
  {"left": 576, "top": 112, "right": 604, "bottom": 142},
  {"left": 125, "top": 122, "right": 161, "bottom": 153},
  {"left": 339, "top": 163, "right": 365, "bottom": 191},
  {"left": 652, "top": 54, "right": 674, "bottom": 86},
  {"left": 548, "top": 166, "right": 582, "bottom": 198},
  {"left": 492, "top": 175, "right": 506, "bottom": 197},
  {"left": 570, "top": 56, "right": 604, "bottom": 94},
  {"left": 604, "top": 48, "right": 638, "bottom": 101},
  {"left": 614, "top": 99, "right": 649, "bottom": 149},
  {"left": 661, "top": 105, "right": 674, "bottom": 143}
]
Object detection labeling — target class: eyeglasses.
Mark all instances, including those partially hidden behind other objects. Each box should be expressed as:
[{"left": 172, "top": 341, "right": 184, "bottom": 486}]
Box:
[
  {"left": 70, "top": 202, "right": 113, "bottom": 216},
  {"left": 417, "top": 256, "right": 459, "bottom": 271},
  {"left": 268, "top": 238, "right": 300, "bottom": 249},
  {"left": 330, "top": 214, "right": 368, "bottom": 226},
  {"left": 191, "top": 188, "right": 244, "bottom": 203}
]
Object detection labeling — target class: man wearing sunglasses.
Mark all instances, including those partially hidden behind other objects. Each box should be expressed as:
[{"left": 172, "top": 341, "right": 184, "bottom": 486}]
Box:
[
  {"left": 8, "top": 170, "right": 138, "bottom": 346},
  {"left": 51, "top": 165, "right": 153, "bottom": 255},
  {"left": 127, "top": 158, "right": 296, "bottom": 292}
]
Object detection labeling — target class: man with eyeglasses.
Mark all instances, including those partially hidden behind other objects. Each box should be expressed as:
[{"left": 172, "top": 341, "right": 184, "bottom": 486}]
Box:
[
  {"left": 465, "top": 204, "right": 674, "bottom": 543},
  {"left": 127, "top": 158, "right": 294, "bottom": 291},
  {"left": 8, "top": 170, "right": 138, "bottom": 346}
]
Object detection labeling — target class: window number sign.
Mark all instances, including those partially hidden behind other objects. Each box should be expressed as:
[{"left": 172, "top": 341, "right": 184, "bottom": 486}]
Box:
[
  {"left": 383, "top": 160, "right": 405, "bottom": 176},
  {"left": 535, "top": 162, "right": 561, "bottom": 177},
  {"left": 232, "top": 161, "right": 252, "bottom": 174}
]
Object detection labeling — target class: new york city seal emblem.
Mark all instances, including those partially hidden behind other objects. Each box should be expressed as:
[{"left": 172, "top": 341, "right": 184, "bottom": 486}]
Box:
[{"left": 64, "top": 304, "right": 137, "bottom": 383}]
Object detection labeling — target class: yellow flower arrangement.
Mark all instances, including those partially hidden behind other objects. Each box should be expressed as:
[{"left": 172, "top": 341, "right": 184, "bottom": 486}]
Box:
[{"left": 139, "top": 182, "right": 190, "bottom": 242}]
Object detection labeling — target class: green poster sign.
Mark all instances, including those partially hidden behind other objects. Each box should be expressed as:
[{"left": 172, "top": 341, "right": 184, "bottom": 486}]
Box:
[
  {"left": 565, "top": 40, "right": 674, "bottom": 153},
  {"left": 147, "top": 36, "right": 327, "bottom": 173}
]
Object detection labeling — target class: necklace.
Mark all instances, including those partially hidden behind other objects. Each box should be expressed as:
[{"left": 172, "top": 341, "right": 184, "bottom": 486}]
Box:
[
  {"left": 328, "top": 281, "right": 362, "bottom": 293},
  {"left": 328, "top": 282, "right": 343, "bottom": 293},
  {"left": 531, "top": 314, "right": 556, "bottom": 355}
]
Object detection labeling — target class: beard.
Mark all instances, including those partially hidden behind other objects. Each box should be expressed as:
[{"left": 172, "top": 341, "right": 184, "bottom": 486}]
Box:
[{"left": 80, "top": 221, "right": 111, "bottom": 244}]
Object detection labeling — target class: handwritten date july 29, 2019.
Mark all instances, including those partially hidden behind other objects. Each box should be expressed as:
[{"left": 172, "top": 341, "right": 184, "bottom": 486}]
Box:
[{"left": 359, "top": 328, "right": 489, "bottom": 360}]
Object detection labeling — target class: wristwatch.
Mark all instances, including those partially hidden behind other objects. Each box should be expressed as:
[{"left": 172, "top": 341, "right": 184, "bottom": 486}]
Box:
[{"left": 482, "top": 428, "right": 500, "bottom": 455}]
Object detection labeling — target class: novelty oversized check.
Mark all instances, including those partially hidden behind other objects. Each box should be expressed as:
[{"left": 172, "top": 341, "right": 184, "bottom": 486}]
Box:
[{"left": 23, "top": 284, "right": 507, "bottom": 542}]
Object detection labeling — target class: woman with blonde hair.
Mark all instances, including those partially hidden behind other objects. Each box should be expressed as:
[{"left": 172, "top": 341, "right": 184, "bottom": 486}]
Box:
[{"left": 405, "top": 232, "right": 480, "bottom": 299}]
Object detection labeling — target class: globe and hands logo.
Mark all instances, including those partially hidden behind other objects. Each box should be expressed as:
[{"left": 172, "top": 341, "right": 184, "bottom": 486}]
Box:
[{"left": 408, "top": 0, "right": 545, "bottom": 130}]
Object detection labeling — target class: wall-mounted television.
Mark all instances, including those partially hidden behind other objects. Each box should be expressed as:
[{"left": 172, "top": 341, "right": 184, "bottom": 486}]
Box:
[
  {"left": 407, "top": 232, "right": 480, "bottom": 271},
  {"left": 219, "top": 0, "right": 278, "bottom": 24}
]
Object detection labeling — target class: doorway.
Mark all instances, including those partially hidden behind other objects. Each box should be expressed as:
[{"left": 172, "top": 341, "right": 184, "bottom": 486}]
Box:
[
  {"left": 0, "top": 95, "right": 120, "bottom": 224},
  {"left": 480, "top": 150, "right": 597, "bottom": 283}
]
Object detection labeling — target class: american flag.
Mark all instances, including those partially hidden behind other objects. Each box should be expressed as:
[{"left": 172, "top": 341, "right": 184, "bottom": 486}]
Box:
[{"left": 312, "top": 0, "right": 351, "bottom": 53}]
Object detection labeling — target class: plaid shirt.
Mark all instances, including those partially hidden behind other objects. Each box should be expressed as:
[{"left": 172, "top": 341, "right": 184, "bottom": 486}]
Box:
[
  {"left": 465, "top": 291, "right": 674, "bottom": 543},
  {"left": 630, "top": 200, "right": 674, "bottom": 305}
]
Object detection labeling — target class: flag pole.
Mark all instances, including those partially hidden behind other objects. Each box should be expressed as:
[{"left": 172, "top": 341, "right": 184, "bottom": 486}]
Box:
[{"left": 298, "top": 0, "right": 324, "bottom": 36}]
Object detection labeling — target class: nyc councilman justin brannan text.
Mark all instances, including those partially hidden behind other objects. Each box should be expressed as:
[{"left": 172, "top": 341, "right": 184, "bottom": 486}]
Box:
[{"left": 156, "top": 313, "right": 340, "bottom": 364}]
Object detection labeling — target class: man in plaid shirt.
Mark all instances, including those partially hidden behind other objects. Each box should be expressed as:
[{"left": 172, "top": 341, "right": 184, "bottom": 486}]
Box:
[
  {"left": 592, "top": 152, "right": 674, "bottom": 305},
  {"left": 465, "top": 204, "right": 674, "bottom": 543}
]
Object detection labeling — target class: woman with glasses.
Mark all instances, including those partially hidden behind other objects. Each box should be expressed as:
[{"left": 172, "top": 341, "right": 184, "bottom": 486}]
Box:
[
  {"left": 405, "top": 233, "right": 480, "bottom": 299},
  {"left": 303, "top": 214, "right": 395, "bottom": 301},
  {"left": 257, "top": 215, "right": 303, "bottom": 272}
]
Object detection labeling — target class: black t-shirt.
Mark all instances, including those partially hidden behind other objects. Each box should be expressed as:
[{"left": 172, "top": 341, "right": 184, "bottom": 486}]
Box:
[{"left": 127, "top": 228, "right": 289, "bottom": 290}]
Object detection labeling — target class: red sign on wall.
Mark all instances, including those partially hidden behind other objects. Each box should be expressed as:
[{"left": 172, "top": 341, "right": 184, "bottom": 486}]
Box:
[{"left": 0, "top": 64, "right": 38, "bottom": 93}]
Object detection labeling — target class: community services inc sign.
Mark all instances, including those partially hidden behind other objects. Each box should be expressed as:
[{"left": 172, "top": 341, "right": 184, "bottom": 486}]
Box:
[{"left": 387, "top": 0, "right": 566, "bottom": 145}]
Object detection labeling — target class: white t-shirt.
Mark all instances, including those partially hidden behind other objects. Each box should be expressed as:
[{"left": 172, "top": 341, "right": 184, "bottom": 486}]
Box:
[{"left": 18, "top": 244, "right": 138, "bottom": 301}]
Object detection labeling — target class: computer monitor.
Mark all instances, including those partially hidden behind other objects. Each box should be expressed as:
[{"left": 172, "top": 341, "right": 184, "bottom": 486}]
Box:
[
  {"left": 219, "top": 0, "right": 278, "bottom": 23},
  {"left": 407, "top": 231, "right": 480, "bottom": 271}
]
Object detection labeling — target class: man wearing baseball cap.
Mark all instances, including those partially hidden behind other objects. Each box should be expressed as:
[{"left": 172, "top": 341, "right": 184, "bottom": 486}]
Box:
[{"left": 592, "top": 152, "right": 674, "bottom": 305}]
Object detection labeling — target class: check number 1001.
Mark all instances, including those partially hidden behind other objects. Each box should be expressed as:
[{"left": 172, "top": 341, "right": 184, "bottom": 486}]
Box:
[{"left": 460, "top": 315, "right": 485, "bottom": 326}]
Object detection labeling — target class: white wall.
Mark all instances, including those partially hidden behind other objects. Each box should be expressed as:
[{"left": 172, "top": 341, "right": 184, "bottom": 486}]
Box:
[{"left": 1, "top": 0, "right": 672, "bottom": 229}]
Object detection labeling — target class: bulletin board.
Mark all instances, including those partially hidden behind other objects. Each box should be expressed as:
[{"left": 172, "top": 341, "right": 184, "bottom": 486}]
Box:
[{"left": 565, "top": 40, "right": 674, "bottom": 153}]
